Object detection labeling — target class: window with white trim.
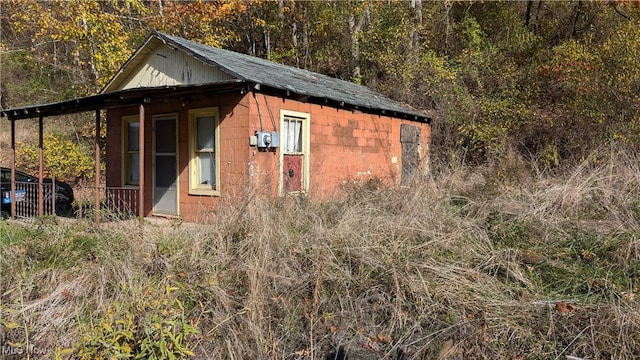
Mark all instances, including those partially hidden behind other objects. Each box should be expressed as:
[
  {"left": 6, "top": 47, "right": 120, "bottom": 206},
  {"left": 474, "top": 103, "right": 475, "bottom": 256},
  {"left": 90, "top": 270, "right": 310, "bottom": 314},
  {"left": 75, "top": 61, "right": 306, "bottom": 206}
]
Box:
[
  {"left": 122, "top": 115, "right": 140, "bottom": 185},
  {"left": 189, "top": 107, "right": 220, "bottom": 195},
  {"left": 282, "top": 116, "right": 304, "bottom": 153}
]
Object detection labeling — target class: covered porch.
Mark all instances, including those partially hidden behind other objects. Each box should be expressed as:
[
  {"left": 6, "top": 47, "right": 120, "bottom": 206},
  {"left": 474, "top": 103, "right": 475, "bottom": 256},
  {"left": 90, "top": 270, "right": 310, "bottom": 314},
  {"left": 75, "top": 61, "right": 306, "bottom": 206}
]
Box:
[{"left": 0, "top": 81, "right": 245, "bottom": 224}]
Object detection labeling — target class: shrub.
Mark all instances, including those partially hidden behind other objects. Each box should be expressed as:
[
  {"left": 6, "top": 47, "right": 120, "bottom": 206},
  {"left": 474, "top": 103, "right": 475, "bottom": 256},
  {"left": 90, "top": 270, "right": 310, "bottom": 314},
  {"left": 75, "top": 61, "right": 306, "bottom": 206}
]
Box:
[
  {"left": 16, "top": 133, "right": 95, "bottom": 182},
  {"left": 66, "top": 284, "right": 198, "bottom": 359}
]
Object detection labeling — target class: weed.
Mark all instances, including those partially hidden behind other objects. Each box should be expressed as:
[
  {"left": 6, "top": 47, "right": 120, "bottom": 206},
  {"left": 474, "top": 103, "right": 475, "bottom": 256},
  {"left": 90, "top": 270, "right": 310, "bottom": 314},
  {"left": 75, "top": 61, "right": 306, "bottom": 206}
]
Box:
[
  {"left": 2, "top": 147, "right": 640, "bottom": 358},
  {"left": 64, "top": 283, "right": 198, "bottom": 359}
]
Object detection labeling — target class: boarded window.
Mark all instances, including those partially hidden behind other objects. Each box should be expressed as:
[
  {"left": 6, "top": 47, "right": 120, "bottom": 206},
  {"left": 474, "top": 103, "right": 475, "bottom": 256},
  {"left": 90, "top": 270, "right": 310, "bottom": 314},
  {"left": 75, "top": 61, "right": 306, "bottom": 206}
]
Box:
[{"left": 400, "top": 124, "right": 421, "bottom": 185}]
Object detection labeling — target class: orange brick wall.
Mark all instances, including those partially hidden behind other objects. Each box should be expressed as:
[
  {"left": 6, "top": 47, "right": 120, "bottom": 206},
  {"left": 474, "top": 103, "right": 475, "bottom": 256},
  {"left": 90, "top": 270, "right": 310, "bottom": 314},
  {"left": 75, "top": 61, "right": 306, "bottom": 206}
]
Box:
[
  {"left": 178, "top": 96, "right": 251, "bottom": 221},
  {"left": 106, "top": 92, "right": 430, "bottom": 222},
  {"left": 106, "top": 94, "right": 251, "bottom": 222},
  {"left": 246, "top": 94, "right": 431, "bottom": 200}
]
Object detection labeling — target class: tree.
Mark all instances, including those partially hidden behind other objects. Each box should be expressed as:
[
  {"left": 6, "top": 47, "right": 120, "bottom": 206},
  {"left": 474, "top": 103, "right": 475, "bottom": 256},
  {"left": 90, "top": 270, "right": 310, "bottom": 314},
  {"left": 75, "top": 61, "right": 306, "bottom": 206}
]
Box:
[
  {"left": 147, "top": 0, "right": 246, "bottom": 48},
  {"left": 3, "top": 0, "right": 147, "bottom": 93}
]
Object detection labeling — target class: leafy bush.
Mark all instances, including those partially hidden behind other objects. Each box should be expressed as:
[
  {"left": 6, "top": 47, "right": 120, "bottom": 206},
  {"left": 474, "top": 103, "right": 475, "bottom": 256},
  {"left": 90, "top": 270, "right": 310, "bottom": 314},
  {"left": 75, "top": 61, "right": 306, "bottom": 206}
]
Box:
[
  {"left": 66, "top": 284, "right": 198, "bottom": 359},
  {"left": 16, "top": 133, "right": 95, "bottom": 182}
]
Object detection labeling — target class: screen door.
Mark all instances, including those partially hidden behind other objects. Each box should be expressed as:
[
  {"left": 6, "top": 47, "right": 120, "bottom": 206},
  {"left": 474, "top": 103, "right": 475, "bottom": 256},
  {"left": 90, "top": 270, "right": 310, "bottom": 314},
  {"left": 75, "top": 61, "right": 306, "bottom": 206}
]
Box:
[{"left": 153, "top": 114, "right": 178, "bottom": 215}]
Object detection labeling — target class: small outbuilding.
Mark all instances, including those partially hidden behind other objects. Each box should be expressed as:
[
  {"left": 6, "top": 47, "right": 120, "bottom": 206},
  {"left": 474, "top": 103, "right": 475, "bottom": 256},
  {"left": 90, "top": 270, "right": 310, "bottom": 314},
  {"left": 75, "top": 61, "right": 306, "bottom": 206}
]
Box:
[{"left": 2, "top": 31, "right": 431, "bottom": 223}]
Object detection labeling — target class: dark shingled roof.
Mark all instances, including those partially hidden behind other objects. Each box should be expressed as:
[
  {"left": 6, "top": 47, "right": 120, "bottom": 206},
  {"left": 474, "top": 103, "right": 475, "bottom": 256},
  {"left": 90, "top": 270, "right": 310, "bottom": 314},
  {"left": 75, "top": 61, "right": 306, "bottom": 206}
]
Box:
[
  {"left": 153, "top": 31, "right": 428, "bottom": 121},
  {"left": 1, "top": 31, "right": 430, "bottom": 122}
]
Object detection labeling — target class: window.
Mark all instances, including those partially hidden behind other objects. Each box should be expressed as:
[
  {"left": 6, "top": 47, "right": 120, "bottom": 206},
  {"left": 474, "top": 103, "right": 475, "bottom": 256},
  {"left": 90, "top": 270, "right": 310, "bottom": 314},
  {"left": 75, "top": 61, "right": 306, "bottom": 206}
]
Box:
[
  {"left": 122, "top": 115, "right": 140, "bottom": 185},
  {"left": 282, "top": 116, "right": 304, "bottom": 153},
  {"left": 189, "top": 107, "right": 220, "bottom": 195}
]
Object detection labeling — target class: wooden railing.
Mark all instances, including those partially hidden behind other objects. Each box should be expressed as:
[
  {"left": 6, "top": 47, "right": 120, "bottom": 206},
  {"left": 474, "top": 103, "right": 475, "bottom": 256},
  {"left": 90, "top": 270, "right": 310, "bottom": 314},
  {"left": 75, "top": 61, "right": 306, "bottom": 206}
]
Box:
[
  {"left": 7, "top": 183, "right": 139, "bottom": 222},
  {"left": 74, "top": 186, "right": 139, "bottom": 221}
]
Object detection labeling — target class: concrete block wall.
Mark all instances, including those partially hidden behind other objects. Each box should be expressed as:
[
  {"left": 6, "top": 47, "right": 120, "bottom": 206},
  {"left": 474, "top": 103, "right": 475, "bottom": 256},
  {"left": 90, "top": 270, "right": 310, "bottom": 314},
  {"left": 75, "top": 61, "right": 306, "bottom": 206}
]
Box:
[{"left": 106, "top": 92, "right": 430, "bottom": 222}]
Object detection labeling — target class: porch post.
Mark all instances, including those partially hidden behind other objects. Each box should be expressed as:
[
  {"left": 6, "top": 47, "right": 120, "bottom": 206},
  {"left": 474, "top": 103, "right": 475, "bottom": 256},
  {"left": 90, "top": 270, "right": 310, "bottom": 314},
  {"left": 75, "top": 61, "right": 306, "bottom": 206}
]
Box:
[
  {"left": 38, "top": 115, "right": 44, "bottom": 216},
  {"left": 10, "top": 120, "right": 15, "bottom": 219},
  {"left": 138, "top": 104, "right": 145, "bottom": 227},
  {"left": 94, "top": 109, "right": 101, "bottom": 225}
]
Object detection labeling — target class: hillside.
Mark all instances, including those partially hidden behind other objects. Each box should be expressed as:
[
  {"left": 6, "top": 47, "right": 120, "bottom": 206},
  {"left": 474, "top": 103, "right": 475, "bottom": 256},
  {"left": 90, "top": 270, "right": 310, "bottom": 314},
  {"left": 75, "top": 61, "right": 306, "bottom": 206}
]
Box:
[
  {"left": 1, "top": 148, "right": 639, "bottom": 359},
  {"left": 1, "top": 1, "right": 640, "bottom": 170}
]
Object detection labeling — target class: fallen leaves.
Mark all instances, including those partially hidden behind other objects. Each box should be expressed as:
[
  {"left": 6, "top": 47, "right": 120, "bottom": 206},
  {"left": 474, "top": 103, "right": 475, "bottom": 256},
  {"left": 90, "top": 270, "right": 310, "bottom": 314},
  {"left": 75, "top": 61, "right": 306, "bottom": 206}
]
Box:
[
  {"left": 622, "top": 292, "right": 636, "bottom": 301},
  {"left": 521, "top": 250, "right": 545, "bottom": 265},
  {"left": 293, "top": 349, "right": 309, "bottom": 357},
  {"left": 555, "top": 301, "right": 576, "bottom": 314},
  {"left": 61, "top": 288, "right": 73, "bottom": 301},
  {"left": 579, "top": 249, "right": 597, "bottom": 261},
  {"left": 376, "top": 333, "right": 392, "bottom": 344}
]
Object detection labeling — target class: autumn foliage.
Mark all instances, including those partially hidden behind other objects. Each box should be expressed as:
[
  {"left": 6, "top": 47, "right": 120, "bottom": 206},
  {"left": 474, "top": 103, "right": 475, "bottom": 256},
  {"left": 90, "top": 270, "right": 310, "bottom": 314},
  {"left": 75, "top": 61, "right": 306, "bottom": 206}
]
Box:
[{"left": 2, "top": 1, "right": 640, "bottom": 170}]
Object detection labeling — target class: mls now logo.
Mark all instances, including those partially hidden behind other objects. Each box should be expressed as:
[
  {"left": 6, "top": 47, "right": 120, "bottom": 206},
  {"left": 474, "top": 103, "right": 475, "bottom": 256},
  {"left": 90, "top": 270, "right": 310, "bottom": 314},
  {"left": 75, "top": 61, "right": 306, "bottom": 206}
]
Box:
[{"left": 1, "top": 344, "right": 47, "bottom": 356}]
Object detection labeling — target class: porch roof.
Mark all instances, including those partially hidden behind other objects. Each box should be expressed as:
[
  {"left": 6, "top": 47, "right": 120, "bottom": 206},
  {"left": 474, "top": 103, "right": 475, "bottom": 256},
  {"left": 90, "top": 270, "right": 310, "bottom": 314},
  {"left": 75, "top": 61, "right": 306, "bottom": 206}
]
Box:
[{"left": 0, "top": 80, "right": 244, "bottom": 121}]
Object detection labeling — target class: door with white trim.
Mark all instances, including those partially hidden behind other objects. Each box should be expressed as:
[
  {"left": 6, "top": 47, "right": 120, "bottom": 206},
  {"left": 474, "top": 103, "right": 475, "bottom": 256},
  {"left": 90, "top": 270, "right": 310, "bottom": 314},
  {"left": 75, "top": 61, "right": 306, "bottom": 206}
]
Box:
[
  {"left": 280, "top": 111, "right": 309, "bottom": 195},
  {"left": 153, "top": 114, "right": 178, "bottom": 215}
]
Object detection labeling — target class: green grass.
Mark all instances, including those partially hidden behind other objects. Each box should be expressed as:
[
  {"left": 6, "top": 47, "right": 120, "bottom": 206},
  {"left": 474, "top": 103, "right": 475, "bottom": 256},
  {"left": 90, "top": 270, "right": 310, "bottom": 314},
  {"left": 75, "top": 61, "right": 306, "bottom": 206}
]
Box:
[{"left": 2, "top": 149, "right": 640, "bottom": 359}]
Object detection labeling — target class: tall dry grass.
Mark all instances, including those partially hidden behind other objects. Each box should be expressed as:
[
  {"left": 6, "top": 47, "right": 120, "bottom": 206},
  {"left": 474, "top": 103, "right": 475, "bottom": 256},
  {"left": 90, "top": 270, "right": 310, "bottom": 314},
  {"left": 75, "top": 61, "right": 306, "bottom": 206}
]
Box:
[{"left": 1, "top": 147, "right": 640, "bottom": 359}]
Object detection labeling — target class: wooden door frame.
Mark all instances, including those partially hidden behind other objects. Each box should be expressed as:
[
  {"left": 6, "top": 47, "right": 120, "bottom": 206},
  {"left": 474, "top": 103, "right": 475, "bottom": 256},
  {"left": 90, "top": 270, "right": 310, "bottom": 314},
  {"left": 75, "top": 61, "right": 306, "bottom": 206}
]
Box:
[{"left": 278, "top": 110, "right": 310, "bottom": 196}]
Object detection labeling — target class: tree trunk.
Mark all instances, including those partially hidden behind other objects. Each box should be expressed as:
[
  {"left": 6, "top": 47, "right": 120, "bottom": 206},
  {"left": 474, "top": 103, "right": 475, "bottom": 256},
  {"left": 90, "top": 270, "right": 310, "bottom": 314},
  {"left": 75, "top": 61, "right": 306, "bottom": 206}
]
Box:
[
  {"left": 292, "top": 21, "right": 299, "bottom": 67},
  {"left": 81, "top": 15, "right": 99, "bottom": 88},
  {"left": 348, "top": 5, "right": 368, "bottom": 83},
  {"left": 572, "top": 1, "right": 582, "bottom": 38},
  {"left": 411, "top": 0, "right": 422, "bottom": 52},
  {"left": 265, "top": 29, "right": 271, "bottom": 60},
  {"left": 444, "top": 1, "right": 451, "bottom": 51},
  {"left": 303, "top": 5, "right": 310, "bottom": 69}
]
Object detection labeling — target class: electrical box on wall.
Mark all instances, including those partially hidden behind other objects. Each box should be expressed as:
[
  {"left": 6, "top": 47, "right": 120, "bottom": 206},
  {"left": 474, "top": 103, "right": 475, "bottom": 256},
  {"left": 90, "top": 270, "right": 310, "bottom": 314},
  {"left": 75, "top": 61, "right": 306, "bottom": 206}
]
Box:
[{"left": 257, "top": 131, "right": 280, "bottom": 148}]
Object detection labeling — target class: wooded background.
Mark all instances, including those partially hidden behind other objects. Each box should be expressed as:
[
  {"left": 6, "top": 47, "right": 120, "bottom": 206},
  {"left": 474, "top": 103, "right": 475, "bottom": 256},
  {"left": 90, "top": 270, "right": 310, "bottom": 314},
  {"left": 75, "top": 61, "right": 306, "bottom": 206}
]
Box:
[{"left": 1, "top": 0, "right": 640, "bottom": 172}]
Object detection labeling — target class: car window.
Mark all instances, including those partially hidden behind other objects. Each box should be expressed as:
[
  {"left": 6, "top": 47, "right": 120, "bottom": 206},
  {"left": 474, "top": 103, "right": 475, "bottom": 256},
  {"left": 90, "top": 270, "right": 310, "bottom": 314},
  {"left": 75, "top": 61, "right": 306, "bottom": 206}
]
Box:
[
  {"left": 15, "top": 172, "right": 33, "bottom": 182},
  {"left": 0, "top": 169, "right": 35, "bottom": 182}
]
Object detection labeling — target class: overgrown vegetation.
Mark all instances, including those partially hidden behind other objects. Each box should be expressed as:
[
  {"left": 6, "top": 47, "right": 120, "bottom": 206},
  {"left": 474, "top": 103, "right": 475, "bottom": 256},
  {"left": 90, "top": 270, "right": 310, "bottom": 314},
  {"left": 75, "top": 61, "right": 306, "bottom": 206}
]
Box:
[{"left": 2, "top": 148, "right": 640, "bottom": 359}]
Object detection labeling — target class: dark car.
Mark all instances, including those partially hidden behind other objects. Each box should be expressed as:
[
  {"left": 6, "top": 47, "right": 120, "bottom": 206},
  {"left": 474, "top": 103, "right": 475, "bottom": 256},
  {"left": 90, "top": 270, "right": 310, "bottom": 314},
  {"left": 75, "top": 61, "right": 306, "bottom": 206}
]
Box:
[{"left": 1, "top": 167, "right": 74, "bottom": 217}]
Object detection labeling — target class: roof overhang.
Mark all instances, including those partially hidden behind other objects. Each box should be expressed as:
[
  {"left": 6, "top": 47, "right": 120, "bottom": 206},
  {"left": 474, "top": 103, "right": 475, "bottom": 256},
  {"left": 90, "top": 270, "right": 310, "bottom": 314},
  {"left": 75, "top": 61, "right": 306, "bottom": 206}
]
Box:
[
  {"left": 251, "top": 82, "right": 431, "bottom": 123},
  {"left": 1, "top": 79, "right": 431, "bottom": 124},
  {"left": 0, "top": 81, "right": 245, "bottom": 121},
  {"left": 98, "top": 31, "right": 431, "bottom": 123}
]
